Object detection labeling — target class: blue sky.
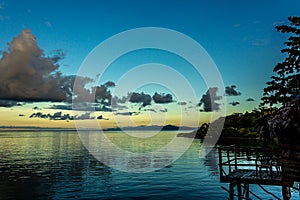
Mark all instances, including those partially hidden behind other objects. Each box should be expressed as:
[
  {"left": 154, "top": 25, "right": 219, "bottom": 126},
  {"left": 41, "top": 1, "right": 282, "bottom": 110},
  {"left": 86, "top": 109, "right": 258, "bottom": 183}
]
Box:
[{"left": 0, "top": 0, "right": 299, "bottom": 128}]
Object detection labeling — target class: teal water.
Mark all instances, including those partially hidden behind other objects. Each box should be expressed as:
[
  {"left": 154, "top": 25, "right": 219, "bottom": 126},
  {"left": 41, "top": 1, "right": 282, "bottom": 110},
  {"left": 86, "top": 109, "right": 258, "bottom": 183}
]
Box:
[{"left": 0, "top": 131, "right": 299, "bottom": 199}]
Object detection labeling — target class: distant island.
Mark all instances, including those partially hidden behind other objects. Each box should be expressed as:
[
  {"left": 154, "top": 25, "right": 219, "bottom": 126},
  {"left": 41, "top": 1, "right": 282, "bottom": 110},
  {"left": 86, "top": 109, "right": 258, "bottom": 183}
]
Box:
[
  {"left": 103, "top": 124, "right": 194, "bottom": 131},
  {"left": 0, "top": 124, "right": 195, "bottom": 132}
]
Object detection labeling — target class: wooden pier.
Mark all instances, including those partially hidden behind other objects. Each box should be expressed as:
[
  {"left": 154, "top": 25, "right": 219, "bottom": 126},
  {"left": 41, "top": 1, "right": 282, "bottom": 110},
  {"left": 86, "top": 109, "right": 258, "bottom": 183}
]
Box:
[{"left": 218, "top": 145, "right": 294, "bottom": 200}]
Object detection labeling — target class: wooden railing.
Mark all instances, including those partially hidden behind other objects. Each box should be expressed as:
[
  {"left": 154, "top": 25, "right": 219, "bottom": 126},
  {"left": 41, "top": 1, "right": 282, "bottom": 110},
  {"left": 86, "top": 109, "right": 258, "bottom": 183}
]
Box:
[{"left": 218, "top": 145, "right": 282, "bottom": 182}]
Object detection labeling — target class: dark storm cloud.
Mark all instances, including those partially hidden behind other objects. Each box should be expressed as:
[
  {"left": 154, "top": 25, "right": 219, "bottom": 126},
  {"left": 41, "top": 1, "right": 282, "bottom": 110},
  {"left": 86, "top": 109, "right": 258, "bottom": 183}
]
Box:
[
  {"left": 225, "top": 85, "right": 241, "bottom": 96},
  {"left": 129, "top": 92, "right": 151, "bottom": 108},
  {"left": 0, "top": 29, "right": 115, "bottom": 108},
  {"left": 229, "top": 101, "right": 240, "bottom": 106},
  {"left": 152, "top": 92, "right": 173, "bottom": 104},
  {"left": 0, "top": 29, "right": 68, "bottom": 102},
  {"left": 246, "top": 98, "right": 255, "bottom": 102},
  {"left": 198, "top": 87, "right": 222, "bottom": 112}
]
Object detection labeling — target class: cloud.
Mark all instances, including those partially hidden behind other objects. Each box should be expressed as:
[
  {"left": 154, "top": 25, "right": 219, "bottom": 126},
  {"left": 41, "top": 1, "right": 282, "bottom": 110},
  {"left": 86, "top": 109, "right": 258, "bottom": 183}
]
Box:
[
  {"left": 103, "top": 81, "right": 116, "bottom": 87},
  {"left": 94, "top": 82, "right": 115, "bottom": 106},
  {"left": 72, "top": 79, "right": 116, "bottom": 105},
  {"left": 96, "top": 115, "right": 108, "bottom": 120},
  {"left": 143, "top": 108, "right": 156, "bottom": 112},
  {"left": 246, "top": 98, "right": 255, "bottom": 102},
  {"left": 152, "top": 92, "right": 173, "bottom": 104},
  {"left": 0, "top": 30, "right": 115, "bottom": 108},
  {"left": 111, "top": 96, "right": 128, "bottom": 105},
  {"left": 129, "top": 92, "right": 151, "bottom": 108},
  {"left": 229, "top": 101, "right": 240, "bottom": 106},
  {"left": 115, "top": 111, "right": 140, "bottom": 116},
  {"left": 160, "top": 108, "right": 168, "bottom": 113},
  {"left": 0, "top": 29, "right": 68, "bottom": 102},
  {"left": 29, "top": 111, "right": 102, "bottom": 120},
  {"left": 49, "top": 49, "right": 65, "bottom": 63},
  {"left": 29, "top": 112, "right": 50, "bottom": 119},
  {"left": 177, "top": 101, "right": 187, "bottom": 106},
  {"left": 18, "top": 114, "right": 25, "bottom": 117},
  {"left": 111, "top": 95, "right": 129, "bottom": 110},
  {"left": 225, "top": 85, "right": 241, "bottom": 96},
  {"left": 0, "top": 100, "right": 21, "bottom": 107},
  {"left": 73, "top": 112, "right": 92, "bottom": 120},
  {"left": 49, "top": 104, "right": 72, "bottom": 110},
  {"left": 49, "top": 103, "right": 113, "bottom": 112},
  {"left": 198, "top": 87, "right": 222, "bottom": 112}
]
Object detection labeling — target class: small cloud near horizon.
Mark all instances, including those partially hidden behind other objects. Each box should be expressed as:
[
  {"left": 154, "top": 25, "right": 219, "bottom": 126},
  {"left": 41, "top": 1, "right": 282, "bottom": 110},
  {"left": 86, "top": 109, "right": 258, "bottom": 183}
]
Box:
[
  {"left": 29, "top": 111, "right": 106, "bottom": 121},
  {"left": 246, "top": 98, "right": 255, "bottom": 102},
  {"left": 115, "top": 111, "right": 140, "bottom": 116},
  {"left": 229, "top": 101, "right": 240, "bottom": 106},
  {"left": 177, "top": 101, "right": 187, "bottom": 106},
  {"left": 225, "top": 85, "right": 241, "bottom": 96}
]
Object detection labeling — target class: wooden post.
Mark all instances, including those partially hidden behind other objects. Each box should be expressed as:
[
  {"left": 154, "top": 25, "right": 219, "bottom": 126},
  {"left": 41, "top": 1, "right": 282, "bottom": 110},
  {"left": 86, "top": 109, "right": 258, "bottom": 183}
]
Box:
[
  {"left": 237, "top": 183, "right": 242, "bottom": 200},
  {"left": 244, "top": 184, "right": 250, "bottom": 200},
  {"left": 229, "top": 182, "right": 235, "bottom": 200},
  {"left": 234, "top": 147, "right": 238, "bottom": 170},
  {"left": 218, "top": 147, "right": 223, "bottom": 181},
  {"left": 227, "top": 149, "right": 231, "bottom": 173},
  {"left": 282, "top": 186, "right": 291, "bottom": 200}
]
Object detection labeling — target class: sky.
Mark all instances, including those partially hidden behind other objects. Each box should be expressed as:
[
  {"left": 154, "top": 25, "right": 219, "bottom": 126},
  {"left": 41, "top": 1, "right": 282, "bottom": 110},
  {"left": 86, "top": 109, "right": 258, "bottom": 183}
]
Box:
[{"left": 0, "top": 0, "right": 299, "bottom": 129}]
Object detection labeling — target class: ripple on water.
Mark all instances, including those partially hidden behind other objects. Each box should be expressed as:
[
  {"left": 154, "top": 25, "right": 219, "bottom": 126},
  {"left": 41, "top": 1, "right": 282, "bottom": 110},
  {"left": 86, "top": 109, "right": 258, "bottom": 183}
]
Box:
[{"left": 0, "top": 131, "right": 298, "bottom": 199}]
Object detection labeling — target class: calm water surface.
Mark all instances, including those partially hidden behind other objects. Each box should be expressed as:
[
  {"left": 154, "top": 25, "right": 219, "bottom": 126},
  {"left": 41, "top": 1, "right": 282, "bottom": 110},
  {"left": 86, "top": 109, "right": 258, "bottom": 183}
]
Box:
[{"left": 0, "top": 131, "right": 299, "bottom": 199}]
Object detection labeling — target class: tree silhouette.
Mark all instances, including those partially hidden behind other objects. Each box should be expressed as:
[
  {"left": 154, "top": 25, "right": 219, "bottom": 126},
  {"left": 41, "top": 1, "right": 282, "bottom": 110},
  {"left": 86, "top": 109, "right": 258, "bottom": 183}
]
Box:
[{"left": 261, "top": 16, "right": 300, "bottom": 106}]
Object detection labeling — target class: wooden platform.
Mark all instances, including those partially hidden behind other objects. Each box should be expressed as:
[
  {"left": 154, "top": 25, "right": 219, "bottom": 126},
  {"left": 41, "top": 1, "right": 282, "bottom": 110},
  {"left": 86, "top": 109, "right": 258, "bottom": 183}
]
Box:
[
  {"left": 218, "top": 145, "right": 296, "bottom": 199},
  {"left": 221, "top": 169, "right": 290, "bottom": 186}
]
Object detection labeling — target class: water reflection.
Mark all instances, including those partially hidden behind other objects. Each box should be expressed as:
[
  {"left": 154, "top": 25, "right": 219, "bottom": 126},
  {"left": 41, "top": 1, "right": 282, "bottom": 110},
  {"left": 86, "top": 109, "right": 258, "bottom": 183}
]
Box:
[
  {"left": 0, "top": 132, "right": 112, "bottom": 199},
  {"left": 1, "top": 131, "right": 296, "bottom": 199},
  {"left": 204, "top": 148, "right": 219, "bottom": 176}
]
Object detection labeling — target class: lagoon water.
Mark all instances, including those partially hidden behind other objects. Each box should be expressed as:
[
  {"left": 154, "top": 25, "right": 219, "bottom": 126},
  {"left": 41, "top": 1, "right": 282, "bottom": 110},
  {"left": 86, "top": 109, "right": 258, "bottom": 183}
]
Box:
[{"left": 0, "top": 131, "right": 299, "bottom": 199}]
